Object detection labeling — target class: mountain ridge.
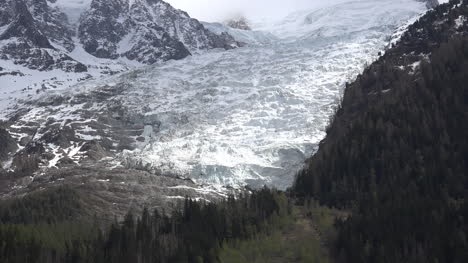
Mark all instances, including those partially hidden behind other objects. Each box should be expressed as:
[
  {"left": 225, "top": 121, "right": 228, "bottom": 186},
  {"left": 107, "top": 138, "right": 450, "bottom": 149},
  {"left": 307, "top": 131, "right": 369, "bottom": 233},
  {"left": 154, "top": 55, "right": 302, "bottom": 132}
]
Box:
[{"left": 0, "top": 0, "right": 240, "bottom": 72}]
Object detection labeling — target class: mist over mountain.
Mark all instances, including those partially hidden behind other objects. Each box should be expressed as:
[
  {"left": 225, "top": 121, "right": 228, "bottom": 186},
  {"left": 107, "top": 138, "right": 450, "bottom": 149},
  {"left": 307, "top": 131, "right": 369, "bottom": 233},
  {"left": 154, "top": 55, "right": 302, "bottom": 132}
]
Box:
[
  {"left": 167, "top": 0, "right": 439, "bottom": 22},
  {"left": 166, "top": 0, "right": 327, "bottom": 22}
]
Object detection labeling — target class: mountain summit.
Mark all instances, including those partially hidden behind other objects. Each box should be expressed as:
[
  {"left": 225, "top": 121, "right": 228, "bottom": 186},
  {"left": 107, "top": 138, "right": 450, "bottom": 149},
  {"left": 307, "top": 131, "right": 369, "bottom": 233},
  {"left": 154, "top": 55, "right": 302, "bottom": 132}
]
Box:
[
  {"left": 225, "top": 15, "right": 252, "bottom": 31},
  {"left": 78, "top": 0, "right": 240, "bottom": 63}
]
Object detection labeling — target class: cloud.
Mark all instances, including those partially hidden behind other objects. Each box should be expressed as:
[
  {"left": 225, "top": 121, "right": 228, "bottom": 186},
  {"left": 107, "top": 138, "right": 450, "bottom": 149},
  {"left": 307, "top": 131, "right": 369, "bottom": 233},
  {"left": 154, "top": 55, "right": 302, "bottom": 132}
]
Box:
[{"left": 165, "top": 0, "right": 331, "bottom": 22}]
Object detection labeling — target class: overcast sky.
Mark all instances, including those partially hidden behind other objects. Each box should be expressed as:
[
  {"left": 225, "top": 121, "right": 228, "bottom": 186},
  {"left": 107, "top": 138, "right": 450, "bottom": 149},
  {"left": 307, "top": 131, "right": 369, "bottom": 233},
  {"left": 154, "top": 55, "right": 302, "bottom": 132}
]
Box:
[{"left": 165, "top": 0, "right": 334, "bottom": 22}]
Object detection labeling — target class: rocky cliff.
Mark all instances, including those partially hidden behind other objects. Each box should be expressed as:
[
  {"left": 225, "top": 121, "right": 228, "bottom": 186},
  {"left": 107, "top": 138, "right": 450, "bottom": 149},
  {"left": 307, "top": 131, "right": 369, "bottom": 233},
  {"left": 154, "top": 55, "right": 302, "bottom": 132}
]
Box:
[{"left": 0, "top": 0, "right": 240, "bottom": 71}]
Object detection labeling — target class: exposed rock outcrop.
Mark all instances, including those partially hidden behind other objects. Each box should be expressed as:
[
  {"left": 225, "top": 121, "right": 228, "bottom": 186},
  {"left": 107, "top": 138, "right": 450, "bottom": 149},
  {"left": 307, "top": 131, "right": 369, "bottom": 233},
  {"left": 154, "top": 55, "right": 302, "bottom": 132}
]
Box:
[
  {"left": 0, "top": 128, "right": 17, "bottom": 162},
  {"left": 225, "top": 16, "right": 252, "bottom": 31},
  {"left": 79, "top": 0, "right": 240, "bottom": 63},
  {"left": 0, "top": 0, "right": 86, "bottom": 72}
]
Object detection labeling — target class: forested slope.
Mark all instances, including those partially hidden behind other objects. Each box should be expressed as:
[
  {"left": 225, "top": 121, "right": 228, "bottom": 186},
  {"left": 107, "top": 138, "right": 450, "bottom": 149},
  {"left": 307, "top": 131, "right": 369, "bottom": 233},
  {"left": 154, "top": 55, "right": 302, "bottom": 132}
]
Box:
[
  {"left": 0, "top": 188, "right": 295, "bottom": 263},
  {"left": 294, "top": 1, "right": 468, "bottom": 262}
]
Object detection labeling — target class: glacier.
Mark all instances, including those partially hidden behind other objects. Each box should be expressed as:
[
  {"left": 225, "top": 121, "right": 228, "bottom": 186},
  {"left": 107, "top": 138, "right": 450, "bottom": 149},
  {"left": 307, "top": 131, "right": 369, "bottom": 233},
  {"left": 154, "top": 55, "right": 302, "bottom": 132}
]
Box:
[
  {"left": 1, "top": 0, "right": 428, "bottom": 190},
  {"left": 116, "top": 0, "right": 428, "bottom": 189}
]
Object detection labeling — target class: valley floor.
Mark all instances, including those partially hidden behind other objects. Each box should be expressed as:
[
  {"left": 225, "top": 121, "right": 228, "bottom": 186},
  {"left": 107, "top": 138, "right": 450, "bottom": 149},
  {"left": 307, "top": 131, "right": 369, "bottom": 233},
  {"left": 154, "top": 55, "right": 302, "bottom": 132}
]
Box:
[{"left": 219, "top": 203, "right": 343, "bottom": 263}]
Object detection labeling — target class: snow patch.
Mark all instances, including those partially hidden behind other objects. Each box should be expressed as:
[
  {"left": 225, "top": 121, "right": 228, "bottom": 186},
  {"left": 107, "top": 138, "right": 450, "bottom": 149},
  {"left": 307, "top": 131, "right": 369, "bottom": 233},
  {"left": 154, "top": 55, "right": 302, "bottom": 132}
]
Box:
[
  {"left": 97, "top": 179, "right": 111, "bottom": 182},
  {"left": 49, "top": 0, "right": 92, "bottom": 24},
  {"left": 117, "top": 33, "right": 135, "bottom": 54},
  {"left": 0, "top": 24, "right": 9, "bottom": 35},
  {"left": 48, "top": 145, "right": 63, "bottom": 168},
  {"left": 455, "top": 15, "right": 466, "bottom": 28},
  {"left": 0, "top": 37, "right": 142, "bottom": 120}
]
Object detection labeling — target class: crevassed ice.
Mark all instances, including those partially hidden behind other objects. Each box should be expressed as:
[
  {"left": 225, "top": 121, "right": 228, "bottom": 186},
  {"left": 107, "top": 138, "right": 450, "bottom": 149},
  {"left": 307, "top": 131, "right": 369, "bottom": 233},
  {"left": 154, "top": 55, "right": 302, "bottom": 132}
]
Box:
[{"left": 113, "top": 0, "right": 426, "bottom": 189}]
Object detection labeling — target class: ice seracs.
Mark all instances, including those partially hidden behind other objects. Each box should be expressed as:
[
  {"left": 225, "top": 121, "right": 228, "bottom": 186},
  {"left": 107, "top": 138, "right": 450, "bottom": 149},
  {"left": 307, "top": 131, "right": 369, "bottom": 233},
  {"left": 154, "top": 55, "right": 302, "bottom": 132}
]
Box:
[{"left": 116, "top": 0, "right": 428, "bottom": 189}]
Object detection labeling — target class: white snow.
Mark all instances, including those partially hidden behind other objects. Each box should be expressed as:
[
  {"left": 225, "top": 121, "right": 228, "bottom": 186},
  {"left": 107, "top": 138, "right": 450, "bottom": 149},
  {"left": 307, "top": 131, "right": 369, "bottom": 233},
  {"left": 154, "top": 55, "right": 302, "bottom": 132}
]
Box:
[
  {"left": 455, "top": 16, "right": 466, "bottom": 28},
  {"left": 118, "top": 34, "right": 131, "bottom": 54},
  {"left": 48, "top": 145, "right": 63, "bottom": 168},
  {"left": 0, "top": 38, "right": 141, "bottom": 120},
  {"left": 0, "top": 55, "right": 91, "bottom": 119},
  {"left": 97, "top": 179, "right": 111, "bottom": 182},
  {"left": 165, "top": 195, "right": 185, "bottom": 200},
  {"left": 168, "top": 185, "right": 228, "bottom": 197},
  {"left": 0, "top": 24, "right": 9, "bottom": 35},
  {"left": 49, "top": 0, "right": 92, "bottom": 24},
  {"left": 410, "top": 61, "right": 421, "bottom": 72},
  {"left": 165, "top": 195, "right": 210, "bottom": 202},
  {"left": 67, "top": 144, "right": 83, "bottom": 158}
]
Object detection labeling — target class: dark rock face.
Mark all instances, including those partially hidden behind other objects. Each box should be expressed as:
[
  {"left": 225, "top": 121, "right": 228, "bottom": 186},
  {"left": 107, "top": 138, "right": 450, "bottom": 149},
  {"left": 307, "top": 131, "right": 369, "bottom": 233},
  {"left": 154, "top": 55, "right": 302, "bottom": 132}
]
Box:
[
  {"left": 225, "top": 16, "right": 252, "bottom": 31},
  {"left": 25, "top": 0, "right": 75, "bottom": 51},
  {"left": 0, "top": 0, "right": 13, "bottom": 27},
  {"left": 78, "top": 0, "right": 240, "bottom": 63},
  {"left": 78, "top": 0, "right": 128, "bottom": 59},
  {"left": 0, "top": 1, "right": 52, "bottom": 48},
  {"left": 0, "top": 0, "right": 86, "bottom": 72},
  {"left": 145, "top": 0, "right": 239, "bottom": 50},
  {"left": 0, "top": 0, "right": 239, "bottom": 72},
  {"left": 0, "top": 128, "right": 17, "bottom": 163}
]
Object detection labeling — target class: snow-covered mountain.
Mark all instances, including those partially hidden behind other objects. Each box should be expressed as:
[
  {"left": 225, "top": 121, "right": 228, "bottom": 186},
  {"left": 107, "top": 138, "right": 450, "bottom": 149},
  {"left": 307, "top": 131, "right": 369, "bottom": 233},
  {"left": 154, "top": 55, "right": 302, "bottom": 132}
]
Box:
[
  {"left": 78, "top": 0, "right": 240, "bottom": 63},
  {"left": 0, "top": 0, "right": 240, "bottom": 114},
  {"left": 1, "top": 0, "right": 239, "bottom": 65},
  {"left": 0, "top": 0, "right": 85, "bottom": 72},
  {"left": 0, "top": 0, "right": 439, "bottom": 196}
]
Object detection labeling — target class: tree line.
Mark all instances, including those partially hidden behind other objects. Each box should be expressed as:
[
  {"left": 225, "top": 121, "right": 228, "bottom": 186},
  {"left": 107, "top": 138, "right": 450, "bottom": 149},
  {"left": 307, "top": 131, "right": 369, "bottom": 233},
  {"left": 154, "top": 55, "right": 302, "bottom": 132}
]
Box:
[{"left": 0, "top": 187, "right": 291, "bottom": 263}]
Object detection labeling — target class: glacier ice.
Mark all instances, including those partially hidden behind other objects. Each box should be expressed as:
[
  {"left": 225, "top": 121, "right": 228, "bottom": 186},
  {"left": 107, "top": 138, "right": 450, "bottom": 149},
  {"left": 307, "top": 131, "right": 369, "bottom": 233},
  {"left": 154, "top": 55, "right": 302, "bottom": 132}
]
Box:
[
  {"left": 114, "top": 0, "right": 427, "bottom": 189},
  {"left": 2, "top": 0, "right": 428, "bottom": 190}
]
